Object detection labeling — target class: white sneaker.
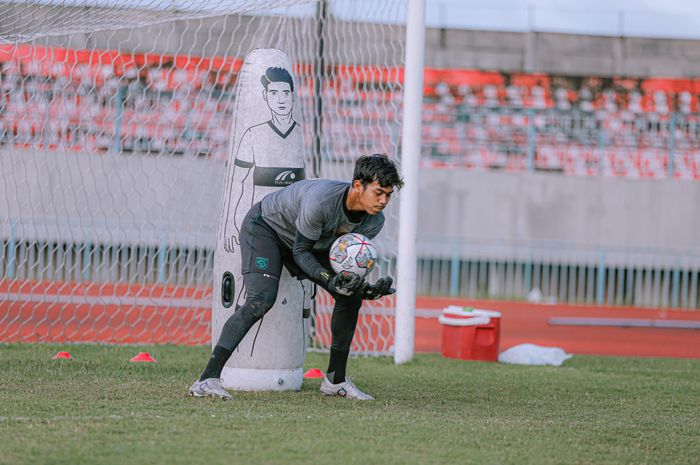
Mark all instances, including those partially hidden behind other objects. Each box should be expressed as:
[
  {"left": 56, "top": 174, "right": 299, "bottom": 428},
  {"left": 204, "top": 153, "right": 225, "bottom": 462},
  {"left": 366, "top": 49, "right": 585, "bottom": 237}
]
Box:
[
  {"left": 188, "top": 378, "right": 233, "bottom": 400},
  {"left": 320, "top": 376, "right": 375, "bottom": 400}
]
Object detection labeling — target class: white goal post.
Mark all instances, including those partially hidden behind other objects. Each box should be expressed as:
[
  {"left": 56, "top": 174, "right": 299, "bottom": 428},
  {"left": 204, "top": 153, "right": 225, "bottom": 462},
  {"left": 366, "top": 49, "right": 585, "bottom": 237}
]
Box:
[
  {"left": 394, "top": 0, "right": 424, "bottom": 364},
  {"left": 0, "top": 0, "right": 422, "bottom": 358}
]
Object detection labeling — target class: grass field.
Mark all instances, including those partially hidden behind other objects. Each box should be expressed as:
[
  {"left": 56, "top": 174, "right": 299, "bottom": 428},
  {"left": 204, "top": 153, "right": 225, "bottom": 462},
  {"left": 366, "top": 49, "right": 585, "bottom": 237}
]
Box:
[{"left": 1, "top": 344, "right": 698, "bottom": 465}]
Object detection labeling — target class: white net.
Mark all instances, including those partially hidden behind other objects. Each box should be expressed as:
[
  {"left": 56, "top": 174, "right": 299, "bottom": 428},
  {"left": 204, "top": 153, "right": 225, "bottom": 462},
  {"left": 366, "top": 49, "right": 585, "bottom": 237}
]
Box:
[{"left": 0, "top": 0, "right": 406, "bottom": 354}]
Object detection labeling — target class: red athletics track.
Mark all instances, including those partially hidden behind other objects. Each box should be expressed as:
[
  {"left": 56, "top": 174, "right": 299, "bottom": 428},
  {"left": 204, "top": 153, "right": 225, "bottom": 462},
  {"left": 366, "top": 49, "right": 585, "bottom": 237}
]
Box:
[
  {"left": 1, "top": 280, "right": 699, "bottom": 358},
  {"left": 414, "top": 297, "right": 700, "bottom": 359},
  {"left": 0, "top": 280, "right": 212, "bottom": 345}
]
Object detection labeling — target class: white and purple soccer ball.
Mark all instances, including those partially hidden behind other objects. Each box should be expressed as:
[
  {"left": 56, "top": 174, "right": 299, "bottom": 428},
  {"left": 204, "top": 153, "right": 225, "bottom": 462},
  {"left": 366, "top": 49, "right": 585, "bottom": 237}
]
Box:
[{"left": 329, "top": 233, "right": 378, "bottom": 278}]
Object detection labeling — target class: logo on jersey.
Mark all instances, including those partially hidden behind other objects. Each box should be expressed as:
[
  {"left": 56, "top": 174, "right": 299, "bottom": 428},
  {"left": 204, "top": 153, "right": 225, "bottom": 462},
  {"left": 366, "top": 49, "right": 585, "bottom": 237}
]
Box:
[
  {"left": 253, "top": 167, "right": 305, "bottom": 187},
  {"left": 275, "top": 170, "right": 297, "bottom": 182},
  {"left": 256, "top": 257, "right": 269, "bottom": 269}
]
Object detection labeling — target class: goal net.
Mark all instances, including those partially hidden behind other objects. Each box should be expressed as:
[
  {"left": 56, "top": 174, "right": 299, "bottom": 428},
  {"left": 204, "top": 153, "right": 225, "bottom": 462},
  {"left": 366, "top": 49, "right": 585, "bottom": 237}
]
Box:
[{"left": 0, "top": 0, "right": 406, "bottom": 354}]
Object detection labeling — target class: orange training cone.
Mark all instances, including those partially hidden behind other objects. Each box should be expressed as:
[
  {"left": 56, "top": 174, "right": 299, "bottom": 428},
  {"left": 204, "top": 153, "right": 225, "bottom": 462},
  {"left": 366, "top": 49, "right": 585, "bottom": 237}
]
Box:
[
  {"left": 303, "top": 368, "right": 325, "bottom": 379},
  {"left": 52, "top": 351, "right": 72, "bottom": 360},
  {"left": 129, "top": 352, "right": 157, "bottom": 363}
]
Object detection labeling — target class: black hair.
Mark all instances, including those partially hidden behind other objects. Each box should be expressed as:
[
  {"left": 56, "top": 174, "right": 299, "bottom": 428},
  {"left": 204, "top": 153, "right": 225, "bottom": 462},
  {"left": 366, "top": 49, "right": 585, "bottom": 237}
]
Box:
[
  {"left": 352, "top": 153, "right": 404, "bottom": 190},
  {"left": 260, "top": 67, "right": 294, "bottom": 92}
]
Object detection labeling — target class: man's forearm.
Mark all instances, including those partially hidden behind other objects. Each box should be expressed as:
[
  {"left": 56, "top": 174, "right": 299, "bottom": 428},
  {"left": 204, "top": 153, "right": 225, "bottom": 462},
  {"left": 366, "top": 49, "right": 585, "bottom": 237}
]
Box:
[{"left": 292, "top": 231, "right": 330, "bottom": 283}]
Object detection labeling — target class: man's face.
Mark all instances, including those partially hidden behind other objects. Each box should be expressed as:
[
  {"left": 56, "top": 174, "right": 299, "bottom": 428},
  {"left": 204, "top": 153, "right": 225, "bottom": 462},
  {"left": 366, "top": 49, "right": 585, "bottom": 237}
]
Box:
[
  {"left": 263, "top": 81, "right": 293, "bottom": 116},
  {"left": 354, "top": 180, "right": 393, "bottom": 215}
]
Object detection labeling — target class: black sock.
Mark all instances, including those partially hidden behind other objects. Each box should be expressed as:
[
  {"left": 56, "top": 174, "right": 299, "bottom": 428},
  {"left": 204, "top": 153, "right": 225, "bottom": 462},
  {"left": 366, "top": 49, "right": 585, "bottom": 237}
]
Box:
[
  {"left": 199, "top": 345, "right": 233, "bottom": 381},
  {"left": 326, "top": 348, "right": 350, "bottom": 384}
]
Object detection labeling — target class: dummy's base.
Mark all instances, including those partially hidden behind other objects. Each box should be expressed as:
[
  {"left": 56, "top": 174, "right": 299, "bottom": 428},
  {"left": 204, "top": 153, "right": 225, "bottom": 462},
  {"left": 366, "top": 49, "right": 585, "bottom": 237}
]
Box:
[{"left": 221, "top": 366, "right": 303, "bottom": 391}]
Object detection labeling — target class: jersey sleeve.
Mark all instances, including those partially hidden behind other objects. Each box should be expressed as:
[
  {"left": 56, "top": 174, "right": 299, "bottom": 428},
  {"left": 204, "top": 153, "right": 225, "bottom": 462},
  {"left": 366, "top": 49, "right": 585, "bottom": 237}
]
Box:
[
  {"left": 295, "top": 195, "right": 325, "bottom": 241},
  {"left": 292, "top": 230, "right": 328, "bottom": 282},
  {"left": 233, "top": 128, "right": 255, "bottom": 167}
]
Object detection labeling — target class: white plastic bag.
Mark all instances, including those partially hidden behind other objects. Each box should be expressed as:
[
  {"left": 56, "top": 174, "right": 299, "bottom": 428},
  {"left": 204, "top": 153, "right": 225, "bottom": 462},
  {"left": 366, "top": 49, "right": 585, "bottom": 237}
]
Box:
[{"left": 498, "top": 343, "right": 573, "bottom": 366}]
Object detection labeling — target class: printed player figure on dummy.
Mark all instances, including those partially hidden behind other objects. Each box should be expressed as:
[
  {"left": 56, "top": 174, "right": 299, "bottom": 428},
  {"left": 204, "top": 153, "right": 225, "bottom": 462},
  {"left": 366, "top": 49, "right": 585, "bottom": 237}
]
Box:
[
  {"left": 223, "top": 66, "right": 303, "bottom": 252},
  {"left": 190, "top": 154, "right": 404, "bottom": 400}
]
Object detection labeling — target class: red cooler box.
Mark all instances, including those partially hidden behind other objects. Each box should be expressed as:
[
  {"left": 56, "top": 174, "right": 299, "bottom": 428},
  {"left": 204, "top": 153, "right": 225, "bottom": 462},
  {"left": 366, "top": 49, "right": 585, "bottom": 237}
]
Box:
[{"left": 439, "top": 307, "right": 502, "bottom": 362}]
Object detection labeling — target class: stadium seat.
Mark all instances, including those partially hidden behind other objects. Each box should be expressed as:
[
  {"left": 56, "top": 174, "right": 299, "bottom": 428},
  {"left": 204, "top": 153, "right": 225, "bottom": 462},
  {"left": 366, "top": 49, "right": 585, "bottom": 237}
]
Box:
[{"left": 2, "top": 44, "right": 699, "bottom": 179}]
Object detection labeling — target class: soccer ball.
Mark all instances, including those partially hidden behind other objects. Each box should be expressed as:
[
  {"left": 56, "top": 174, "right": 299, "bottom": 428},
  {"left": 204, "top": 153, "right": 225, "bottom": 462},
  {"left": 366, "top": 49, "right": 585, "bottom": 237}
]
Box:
[{"left": 329, "top": 233, "right": 378, "bottom": 278}]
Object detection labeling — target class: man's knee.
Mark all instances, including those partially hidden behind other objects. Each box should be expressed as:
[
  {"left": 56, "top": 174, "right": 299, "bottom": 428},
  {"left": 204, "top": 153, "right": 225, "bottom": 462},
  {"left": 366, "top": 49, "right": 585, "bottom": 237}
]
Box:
[
  {"left": 241, "top": 272, "right": 279, "bottom": 319},
  {"left": 244, "top": 289, "right": 277, "bottom": 320}
]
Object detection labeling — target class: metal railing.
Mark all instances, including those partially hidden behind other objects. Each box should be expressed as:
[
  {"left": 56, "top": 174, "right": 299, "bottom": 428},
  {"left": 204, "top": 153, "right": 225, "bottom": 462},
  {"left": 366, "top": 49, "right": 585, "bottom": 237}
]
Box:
[
  {"left": 3, "top": 235, "right": 700, "bottom": 309},
  {"left": 416, "top": 239, "right": 700, "bottom": 309}
]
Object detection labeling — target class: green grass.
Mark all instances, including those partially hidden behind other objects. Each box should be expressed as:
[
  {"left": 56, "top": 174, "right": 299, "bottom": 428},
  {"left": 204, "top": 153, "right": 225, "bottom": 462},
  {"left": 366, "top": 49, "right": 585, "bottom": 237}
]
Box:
[{"left": 0, "top": 344, "right": 698, "bottom": 465}]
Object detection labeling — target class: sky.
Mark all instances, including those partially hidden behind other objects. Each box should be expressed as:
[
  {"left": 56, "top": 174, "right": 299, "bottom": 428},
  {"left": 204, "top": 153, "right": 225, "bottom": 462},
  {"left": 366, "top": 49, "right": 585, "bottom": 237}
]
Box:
[{"left": 424, "top": 0, "right": 700, "bottom": 39}]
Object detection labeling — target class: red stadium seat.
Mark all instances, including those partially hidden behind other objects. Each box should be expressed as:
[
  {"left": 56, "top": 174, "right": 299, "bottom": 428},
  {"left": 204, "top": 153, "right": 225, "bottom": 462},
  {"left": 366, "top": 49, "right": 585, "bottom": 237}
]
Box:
[{"left": 3, "top": 43, "right": 700, "bottom": 179}]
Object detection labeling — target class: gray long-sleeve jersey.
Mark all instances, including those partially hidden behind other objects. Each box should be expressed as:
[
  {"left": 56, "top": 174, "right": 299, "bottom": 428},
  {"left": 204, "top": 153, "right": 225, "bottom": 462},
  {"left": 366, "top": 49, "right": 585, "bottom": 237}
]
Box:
[{"left": 261, "top": 179, "right": 384, "bottom": 252}]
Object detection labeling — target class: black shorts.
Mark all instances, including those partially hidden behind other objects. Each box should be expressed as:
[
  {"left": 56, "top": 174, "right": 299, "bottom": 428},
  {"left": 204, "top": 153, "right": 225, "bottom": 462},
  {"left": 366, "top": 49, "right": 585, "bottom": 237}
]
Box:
[{"left": 240, "top": 202, "right": 330, "bottom": 281}]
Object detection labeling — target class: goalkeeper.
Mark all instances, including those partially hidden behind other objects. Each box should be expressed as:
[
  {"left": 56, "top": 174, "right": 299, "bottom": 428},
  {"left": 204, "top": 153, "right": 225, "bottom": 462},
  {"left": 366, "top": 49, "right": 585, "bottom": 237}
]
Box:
[{"left": 190, "top": 154, "right": 404, "bottom": 400}]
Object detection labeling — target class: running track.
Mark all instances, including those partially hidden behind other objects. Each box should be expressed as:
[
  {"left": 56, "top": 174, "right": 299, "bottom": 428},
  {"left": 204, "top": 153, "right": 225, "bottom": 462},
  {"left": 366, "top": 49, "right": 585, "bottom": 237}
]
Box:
[
  {"left": 414, "top": 297, "right": 700, "bottom": 359},
  {"left": 1, "top": 281, "right": 698, "bottom": 358}
]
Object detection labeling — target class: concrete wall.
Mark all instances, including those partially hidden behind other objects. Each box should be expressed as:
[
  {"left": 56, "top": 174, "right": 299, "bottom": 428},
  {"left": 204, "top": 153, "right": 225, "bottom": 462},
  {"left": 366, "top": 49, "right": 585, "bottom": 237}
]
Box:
[
  {"left": 3, "top": 6, "right": 404, "bottom": 67},
  {"left": 417, "top": 169, "right": 700, "bottom": 267},
  {"left": 62, "top": 23, "right": 700, "bottom": 77},
  {"left": 425, "top": 29, "right": 700, "bottom": 77},
  {"left": 2, "top": 149, "right": 698, "bottom": 268},
  {"left": 0, "top": 149, "right": 222, "bottom": 247}
]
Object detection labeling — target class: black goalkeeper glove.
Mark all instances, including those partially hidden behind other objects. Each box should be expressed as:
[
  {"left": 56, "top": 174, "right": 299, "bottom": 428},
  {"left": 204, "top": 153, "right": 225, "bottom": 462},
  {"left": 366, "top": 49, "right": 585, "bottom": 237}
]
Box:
[
  {"left": 361, "top": 277, "right": 396, "bottom": 300},
  {"left": 322, "top": 270, "right": 365, "bottom": 297}
]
